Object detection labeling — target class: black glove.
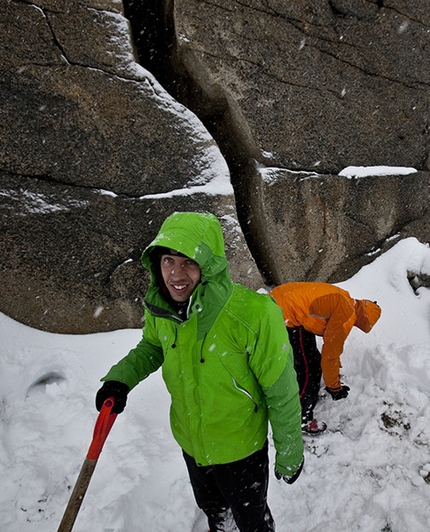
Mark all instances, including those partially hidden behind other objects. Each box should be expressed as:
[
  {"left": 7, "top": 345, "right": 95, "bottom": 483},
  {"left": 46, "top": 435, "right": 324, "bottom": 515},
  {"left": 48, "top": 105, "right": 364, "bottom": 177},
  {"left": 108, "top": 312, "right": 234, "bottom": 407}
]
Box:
[
  {"left": 325, "top": 385, "right": 350, "bottom": 401},
  {"left": 275, "top": 458, "right": 304, "bottom": 485},
  {"left": 95, "top": 380, "right": 129, "bottom": 413}
]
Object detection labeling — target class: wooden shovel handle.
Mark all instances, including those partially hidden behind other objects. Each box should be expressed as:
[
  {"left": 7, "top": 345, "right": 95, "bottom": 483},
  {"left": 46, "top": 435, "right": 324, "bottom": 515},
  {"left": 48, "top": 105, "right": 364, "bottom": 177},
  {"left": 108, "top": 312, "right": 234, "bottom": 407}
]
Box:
[{"left": 57, "top": 398, "right": 118, "bottom": 532}]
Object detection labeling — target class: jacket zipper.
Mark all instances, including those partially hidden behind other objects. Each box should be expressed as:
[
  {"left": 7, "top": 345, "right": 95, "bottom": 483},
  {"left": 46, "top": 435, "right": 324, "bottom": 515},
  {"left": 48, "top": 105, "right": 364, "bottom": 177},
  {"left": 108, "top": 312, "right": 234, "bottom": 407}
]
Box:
[
  {"left": 232, "top": 378, "right": 258, "bottom": 412},
  {"left": 143, "top": 301, "right": 183, "bottom": 322}
]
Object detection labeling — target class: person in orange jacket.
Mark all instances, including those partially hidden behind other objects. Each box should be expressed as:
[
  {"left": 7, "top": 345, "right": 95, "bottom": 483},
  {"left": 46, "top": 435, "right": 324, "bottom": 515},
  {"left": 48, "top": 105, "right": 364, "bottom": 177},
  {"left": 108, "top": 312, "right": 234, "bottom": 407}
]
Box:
[{"left": 270, "top": 282, "right": 381, "bottom": 435}]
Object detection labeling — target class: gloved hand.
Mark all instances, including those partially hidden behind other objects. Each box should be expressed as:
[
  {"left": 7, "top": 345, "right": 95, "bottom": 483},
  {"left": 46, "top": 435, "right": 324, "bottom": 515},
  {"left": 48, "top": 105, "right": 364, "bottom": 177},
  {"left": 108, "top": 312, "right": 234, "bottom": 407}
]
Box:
[
  {"left": 275, "top": 458, "right": 304, "bottom": 485},
  {"left": 95, "top": 380, "right": 130, "bottom": 413},
  {"left": 325, "top": 385, "right": 350, "bottom": 401}
]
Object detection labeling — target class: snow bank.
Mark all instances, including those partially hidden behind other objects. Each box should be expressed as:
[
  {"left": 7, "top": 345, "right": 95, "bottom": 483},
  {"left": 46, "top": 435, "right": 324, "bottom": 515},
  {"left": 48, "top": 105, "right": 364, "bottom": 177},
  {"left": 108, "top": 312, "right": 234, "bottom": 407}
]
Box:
[{"left": 1, "top": 238, "right": 430, "bottom": 531}]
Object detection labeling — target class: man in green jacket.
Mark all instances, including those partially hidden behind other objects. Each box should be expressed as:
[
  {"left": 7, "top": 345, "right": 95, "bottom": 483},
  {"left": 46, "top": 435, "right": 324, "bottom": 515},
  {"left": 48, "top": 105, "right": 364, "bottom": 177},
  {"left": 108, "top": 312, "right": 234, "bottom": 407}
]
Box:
[{"left": 96, "top": 212, "right": 304, "bottom": 532}]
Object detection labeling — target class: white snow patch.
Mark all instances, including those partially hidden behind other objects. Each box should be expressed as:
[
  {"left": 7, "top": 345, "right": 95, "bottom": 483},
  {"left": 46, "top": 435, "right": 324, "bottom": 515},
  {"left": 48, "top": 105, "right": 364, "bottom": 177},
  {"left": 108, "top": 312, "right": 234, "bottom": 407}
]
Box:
[{"left": 339, "top": 166, "right": 418, "bottom": 178}]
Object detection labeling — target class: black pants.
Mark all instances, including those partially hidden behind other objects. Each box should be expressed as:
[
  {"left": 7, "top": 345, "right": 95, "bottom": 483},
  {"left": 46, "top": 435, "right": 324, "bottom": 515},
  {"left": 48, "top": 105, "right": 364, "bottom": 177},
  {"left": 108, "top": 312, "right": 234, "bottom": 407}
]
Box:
[
  {"left": 287, "top": 326, "right": 322, "bottom": 424},
  {"left": 183, "top": 441, "right": 275, "bottom": 532}
]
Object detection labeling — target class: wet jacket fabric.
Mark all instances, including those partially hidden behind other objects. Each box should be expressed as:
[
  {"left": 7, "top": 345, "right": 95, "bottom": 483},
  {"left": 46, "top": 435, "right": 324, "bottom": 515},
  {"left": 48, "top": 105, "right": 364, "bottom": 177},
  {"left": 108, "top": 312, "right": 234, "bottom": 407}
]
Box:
[
  {"left": 270, "top": 282, "right": 381, "bottom": 390},
  {"left": 102, "top": 212, "right": 303, "bottom": 475}
]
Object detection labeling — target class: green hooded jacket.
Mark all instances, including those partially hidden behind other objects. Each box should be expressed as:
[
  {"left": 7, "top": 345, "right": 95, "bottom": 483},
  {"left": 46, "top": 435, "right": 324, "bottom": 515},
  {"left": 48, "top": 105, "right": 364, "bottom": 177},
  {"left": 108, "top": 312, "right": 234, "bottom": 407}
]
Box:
[{"left": 102, "top": 212, "right": 303, "bottom": 474}]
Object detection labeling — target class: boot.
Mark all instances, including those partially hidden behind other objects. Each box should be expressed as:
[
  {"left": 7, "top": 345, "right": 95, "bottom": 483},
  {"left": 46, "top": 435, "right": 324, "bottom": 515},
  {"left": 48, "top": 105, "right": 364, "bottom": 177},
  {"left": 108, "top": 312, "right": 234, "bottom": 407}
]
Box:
[{"left": 302, "top": 419, "right": 327, "bottom": 435}]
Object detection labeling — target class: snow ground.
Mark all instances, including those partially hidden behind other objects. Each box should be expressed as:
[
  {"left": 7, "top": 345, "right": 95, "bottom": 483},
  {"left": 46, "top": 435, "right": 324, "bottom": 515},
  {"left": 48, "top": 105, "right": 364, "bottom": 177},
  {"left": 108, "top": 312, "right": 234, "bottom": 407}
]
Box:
[{"left": 1, "top": 237, "right": 430, "bottom": 532}]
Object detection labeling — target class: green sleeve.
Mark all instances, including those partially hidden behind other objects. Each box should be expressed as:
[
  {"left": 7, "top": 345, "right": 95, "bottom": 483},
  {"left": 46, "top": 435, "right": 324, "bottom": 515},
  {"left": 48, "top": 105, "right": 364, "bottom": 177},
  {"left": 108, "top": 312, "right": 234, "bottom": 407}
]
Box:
[
  {"left": 101, "top": 335, "right": 164, "bottom": 390},
  {"left": 262, "top": 352, "right": 304, "bottom": 476},
  {"left": 249, "top": 297, "right": 293, "bottom": 387}
]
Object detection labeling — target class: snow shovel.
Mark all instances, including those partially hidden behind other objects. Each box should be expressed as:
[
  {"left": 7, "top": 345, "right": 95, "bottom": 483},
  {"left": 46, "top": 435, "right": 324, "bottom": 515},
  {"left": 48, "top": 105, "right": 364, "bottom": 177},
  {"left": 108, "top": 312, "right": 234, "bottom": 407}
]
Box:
[{"left": 57, "top": 397, "right": 118, "bottom": 532}]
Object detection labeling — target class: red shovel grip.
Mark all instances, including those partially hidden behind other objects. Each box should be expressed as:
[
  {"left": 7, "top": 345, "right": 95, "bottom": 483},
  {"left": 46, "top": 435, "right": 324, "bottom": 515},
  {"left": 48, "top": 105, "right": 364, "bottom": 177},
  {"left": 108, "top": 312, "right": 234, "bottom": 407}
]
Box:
[{"left": 86, "top": 397, "right": 118, "bottom": 461}]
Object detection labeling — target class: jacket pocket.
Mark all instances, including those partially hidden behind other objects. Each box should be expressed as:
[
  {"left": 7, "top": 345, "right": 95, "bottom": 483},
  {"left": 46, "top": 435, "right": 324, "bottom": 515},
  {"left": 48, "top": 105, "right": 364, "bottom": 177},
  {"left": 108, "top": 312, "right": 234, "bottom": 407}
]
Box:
[
  {"left": 231, "top": 377, "right": 260, "bottom": 412},
  {"left": 217, "top": 352, "right": 264, "bottom": 412}
]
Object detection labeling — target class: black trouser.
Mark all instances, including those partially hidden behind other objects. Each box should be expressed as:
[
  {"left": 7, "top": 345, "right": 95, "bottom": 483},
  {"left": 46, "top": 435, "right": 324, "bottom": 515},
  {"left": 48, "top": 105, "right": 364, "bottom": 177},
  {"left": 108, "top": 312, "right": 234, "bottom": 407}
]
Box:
[
  {"left": 183, "top": 440, "right": 275, "bottom": 532},
  {"left": 287, "top": 326, "right": 322, "bottom": 424}
]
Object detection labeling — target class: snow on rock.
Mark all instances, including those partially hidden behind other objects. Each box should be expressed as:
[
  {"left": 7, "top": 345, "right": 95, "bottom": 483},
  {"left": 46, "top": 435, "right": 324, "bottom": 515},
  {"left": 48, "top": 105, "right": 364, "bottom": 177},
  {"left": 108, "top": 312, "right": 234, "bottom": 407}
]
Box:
[{"left": 339, "top": 166, "right": 418, "bottom": 178}]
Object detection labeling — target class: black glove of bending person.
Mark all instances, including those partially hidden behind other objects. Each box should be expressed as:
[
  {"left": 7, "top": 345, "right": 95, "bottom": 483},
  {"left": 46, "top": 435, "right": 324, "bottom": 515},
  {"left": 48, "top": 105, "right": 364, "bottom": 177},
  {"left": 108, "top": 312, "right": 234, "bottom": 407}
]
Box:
[
  {"left": 325, "top": 384, "right": 350, "bottom": 401},
  {"left": 95, "top": 380, "right": 130, "bottom": 413}
]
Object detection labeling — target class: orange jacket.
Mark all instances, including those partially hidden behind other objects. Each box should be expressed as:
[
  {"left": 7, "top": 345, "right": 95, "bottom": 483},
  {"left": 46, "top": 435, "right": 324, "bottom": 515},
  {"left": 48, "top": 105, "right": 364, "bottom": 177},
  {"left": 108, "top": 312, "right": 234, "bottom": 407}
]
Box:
[{"left": 270, "top": 282, "right": 381, "bottom": 390}]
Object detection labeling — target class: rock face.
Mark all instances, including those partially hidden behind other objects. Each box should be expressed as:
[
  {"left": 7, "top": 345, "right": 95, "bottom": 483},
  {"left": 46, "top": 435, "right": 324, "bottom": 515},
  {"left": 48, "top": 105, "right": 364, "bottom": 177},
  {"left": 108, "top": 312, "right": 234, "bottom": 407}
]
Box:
[
  {"left": 173, "top": 0, "right": 429, "bottom": 172},
  {"left": 1, "top": 0, "right": 429, "bottom": 333},
  {"left": 169, "top": 0, "right": 430, "bottom": 284},
  {"left": 253, "top": 168, "right": 430, "bottom": 285},
  {"left": 0, "top": 0, "right": 260, "bottom": 333}
]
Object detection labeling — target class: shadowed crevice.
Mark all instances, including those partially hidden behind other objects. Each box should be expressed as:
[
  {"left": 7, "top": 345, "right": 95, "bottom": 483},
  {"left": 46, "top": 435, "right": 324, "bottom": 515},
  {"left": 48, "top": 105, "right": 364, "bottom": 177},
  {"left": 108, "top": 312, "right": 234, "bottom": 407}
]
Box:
[{"left": 122, "top": 0, "right": 277, "bottom": 285}]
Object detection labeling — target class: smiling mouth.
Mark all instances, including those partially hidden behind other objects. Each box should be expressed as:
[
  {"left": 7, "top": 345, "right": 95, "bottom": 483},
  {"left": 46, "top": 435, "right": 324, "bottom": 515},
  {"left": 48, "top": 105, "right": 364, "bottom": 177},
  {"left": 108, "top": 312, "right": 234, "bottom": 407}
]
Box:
[{"left": 168, "top": 282, "right": 188, "bottom": 291}]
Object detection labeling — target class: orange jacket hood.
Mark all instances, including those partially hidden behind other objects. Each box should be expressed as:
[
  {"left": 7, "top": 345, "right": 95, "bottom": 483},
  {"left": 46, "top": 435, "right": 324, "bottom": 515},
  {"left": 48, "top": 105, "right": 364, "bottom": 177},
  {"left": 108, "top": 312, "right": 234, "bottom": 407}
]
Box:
[{"left": 354, "top": 300, "right": 381, "bottom": 333}]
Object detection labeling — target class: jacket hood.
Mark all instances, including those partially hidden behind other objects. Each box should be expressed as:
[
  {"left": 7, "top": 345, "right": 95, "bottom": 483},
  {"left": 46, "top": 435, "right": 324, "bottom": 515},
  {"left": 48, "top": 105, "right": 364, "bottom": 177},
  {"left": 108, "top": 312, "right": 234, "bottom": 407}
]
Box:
[
  {"left": 142, "top": 212, "right": 229, "bottom": 278},
  {"left": 141, "top": 212, "right": 232, "bottom": 325},
  {"left": 354, "top": 300, "right": 381, "bottom": 333}
]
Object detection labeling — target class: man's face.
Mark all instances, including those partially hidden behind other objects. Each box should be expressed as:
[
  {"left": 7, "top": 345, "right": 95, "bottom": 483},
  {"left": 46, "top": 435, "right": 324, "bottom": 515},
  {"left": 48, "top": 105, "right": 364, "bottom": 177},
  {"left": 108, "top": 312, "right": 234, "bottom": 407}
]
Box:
[{"left": 160, "top": 252, "right": 201, "bottom": 302}]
